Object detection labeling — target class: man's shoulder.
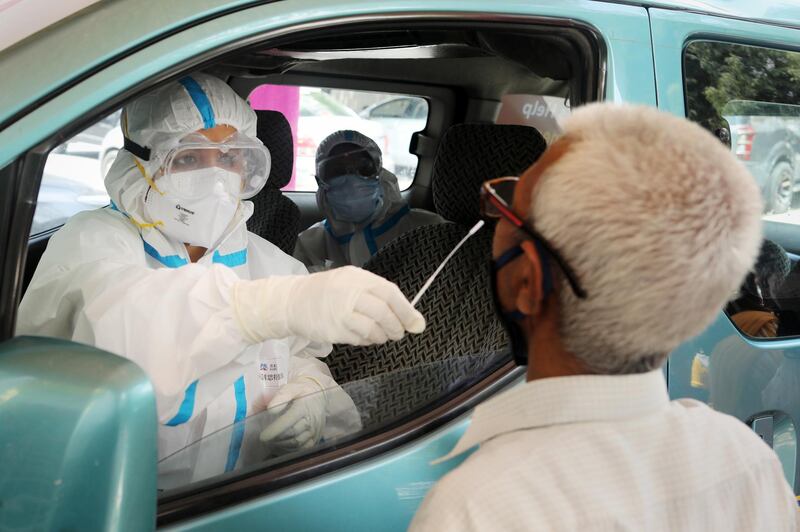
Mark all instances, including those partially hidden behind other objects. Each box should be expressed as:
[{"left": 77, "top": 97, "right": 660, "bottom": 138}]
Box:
[
  {"left": 410, "top": 458, "right": 500, "bottom": 532},
  {"left": 667, "top": 399, "right": 793, "bottom": 501},
  {"left": 672, "top": 398, "right": 773, "bottom": 454},
  {"left": 413, "top": 402, "right": 796, "bottom": 532},
  {"left": 411, "top": 444, "right": 576, "bottom": 531}
]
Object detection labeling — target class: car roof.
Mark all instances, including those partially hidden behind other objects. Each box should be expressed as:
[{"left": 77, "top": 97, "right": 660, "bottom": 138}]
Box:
[
  {"left": 0, "top": 0, "right": 102, "bottom": 54},
  {"left": 2, "top": 0, "right": 800, "bottom": 129},
  {"left": 0, "top": 0, "right": 257, "bottom": 128},
  {"left": 634, "top": 0, "right": 800, "bottom": 25}
]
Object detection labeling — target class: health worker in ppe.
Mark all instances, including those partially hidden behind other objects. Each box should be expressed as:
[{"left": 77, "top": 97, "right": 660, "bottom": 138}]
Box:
[
  {"left": 294, "top": 130, "right": 445, "bottom": 271},
  {"left": 17, "top": 74, "right": 426, "bottom": 475}
]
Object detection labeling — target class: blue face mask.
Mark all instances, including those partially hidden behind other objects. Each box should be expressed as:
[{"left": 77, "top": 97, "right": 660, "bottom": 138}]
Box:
[{"left": 324, "top": 174, "right": 384, "bottom": 224}]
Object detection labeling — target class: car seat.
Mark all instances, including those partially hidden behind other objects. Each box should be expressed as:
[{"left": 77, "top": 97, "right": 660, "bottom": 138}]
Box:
[
  {"left": 248, "top": 110, "right": 301, "bottom": 255},
  {"left": 326, "top": 123, "right": 547, "bottom": 425}
]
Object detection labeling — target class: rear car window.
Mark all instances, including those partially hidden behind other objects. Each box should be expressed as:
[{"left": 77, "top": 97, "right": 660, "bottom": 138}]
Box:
[{"left": 248, "top": 85, "right": 428, "bottom": 191}]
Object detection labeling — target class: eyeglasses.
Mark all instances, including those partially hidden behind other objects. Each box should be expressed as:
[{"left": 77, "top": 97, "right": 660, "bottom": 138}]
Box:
[{"left": 480, "top": 176, "right": 587, "bottom": 299}]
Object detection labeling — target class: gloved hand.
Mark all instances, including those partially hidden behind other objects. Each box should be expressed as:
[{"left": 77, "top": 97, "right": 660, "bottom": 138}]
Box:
[
  {"left": 260, "top": 377, "right": 327, "bottom": 453},
  {"left": 233, "top": 266, "right": 426, "bottom": 345}
]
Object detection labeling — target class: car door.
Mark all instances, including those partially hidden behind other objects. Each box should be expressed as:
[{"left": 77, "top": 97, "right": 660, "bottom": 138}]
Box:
[
  {"left": 650, "top": 7, "right": 800, "bottom": 493},
  {"left": 0, "top": 1, "right": 655, "bottom": 530}
]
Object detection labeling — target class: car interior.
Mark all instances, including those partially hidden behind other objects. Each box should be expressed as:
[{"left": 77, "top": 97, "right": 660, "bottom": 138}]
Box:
[{"left": 18, "top": 19, "right": 603, "bottom": 515}]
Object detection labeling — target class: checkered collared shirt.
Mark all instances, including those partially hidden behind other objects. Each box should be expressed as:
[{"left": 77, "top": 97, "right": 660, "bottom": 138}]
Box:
[{"left": 410, "top": 370, "right": 798, "bottom": 531}]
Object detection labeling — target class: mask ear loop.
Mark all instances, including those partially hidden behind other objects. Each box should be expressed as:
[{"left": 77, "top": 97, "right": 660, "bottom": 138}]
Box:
[
  {"left": 491, "top": 237, "right": 555, "bottom": 323},
  {"left": 125, "top": 155, "right": 165, "bottom": 229},
  {"left": 494, "top": 245, "right": 524, "bottom": 268},
  {"left": 492, "top": 245, "right": 528, "bottom": 321},
  {"left": 132, "top": 157, "right": 165, "bottom": 196}
]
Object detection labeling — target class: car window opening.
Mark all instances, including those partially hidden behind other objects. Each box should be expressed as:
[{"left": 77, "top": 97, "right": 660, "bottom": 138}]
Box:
[{"left": 20, "top": 20, "right": 596, "bottom": 504}]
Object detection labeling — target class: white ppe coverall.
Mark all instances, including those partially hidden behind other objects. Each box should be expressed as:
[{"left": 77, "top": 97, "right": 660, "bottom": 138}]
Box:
[{"left": 17, "top": 74, "right": 360, "bottom": 479}]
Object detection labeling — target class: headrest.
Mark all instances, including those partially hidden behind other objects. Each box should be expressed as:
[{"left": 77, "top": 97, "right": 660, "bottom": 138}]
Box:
[
  {"left": 432, "top": 124, "right": 547, "bottom": 225},
  {"left": 255, "top": 110, "right": 294, "bottom": 189}
]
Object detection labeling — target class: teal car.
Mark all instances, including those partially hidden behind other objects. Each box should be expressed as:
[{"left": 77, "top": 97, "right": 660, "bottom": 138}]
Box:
[{"left": 3, "top": 1, "right": 800, "bottom": 530}]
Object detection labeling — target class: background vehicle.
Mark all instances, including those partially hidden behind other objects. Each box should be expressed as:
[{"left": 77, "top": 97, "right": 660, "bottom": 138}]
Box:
[
  {"left": 724, "top": 101, "right": 800, "bottom": 214},
  {"left": 31, "top": 153, "right": 107, "bottom": 235},
  {"left": 35, "top": 113, "right": 116, "bottom": 235},
  {"left": 360, "top": 96, "right": 428, "bottom": 185},
  {"left": 98, "top": 113, "right": 123, "bottom": 180},
  {"left": 3, "top": 1, "right": 800, "bottom": 530}
]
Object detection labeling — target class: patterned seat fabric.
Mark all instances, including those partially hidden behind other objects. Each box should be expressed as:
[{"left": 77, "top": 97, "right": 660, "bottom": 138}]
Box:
[
  {"left": 432, "top": 123, "right": 549, "bottom": 226},
  {"left": 247, "top": 187, "right": 300, "bottom": 256},
  {"left": 326, "top": 223, "right": 505, "bottom": 383},
  {"left": 326, "top": 124, "right": 548, "bottom": 403},
  {"left": 247, "top": 110, "right": 300, "bottom": 255}
]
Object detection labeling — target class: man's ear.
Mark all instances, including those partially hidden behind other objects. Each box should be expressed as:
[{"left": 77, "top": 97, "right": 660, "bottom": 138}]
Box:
[{"left": 515, "top": 240, "right": 545, "bottom": 317}]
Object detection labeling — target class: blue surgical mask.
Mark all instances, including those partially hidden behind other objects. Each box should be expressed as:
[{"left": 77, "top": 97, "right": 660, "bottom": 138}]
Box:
[{"left": 324, "top": 174, "right": 384, "bottom": 224}]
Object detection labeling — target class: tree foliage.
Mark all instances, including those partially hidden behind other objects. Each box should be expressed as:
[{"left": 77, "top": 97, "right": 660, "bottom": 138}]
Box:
[{"left": 684, "top": 41, "right": 800, "bottom": 130}]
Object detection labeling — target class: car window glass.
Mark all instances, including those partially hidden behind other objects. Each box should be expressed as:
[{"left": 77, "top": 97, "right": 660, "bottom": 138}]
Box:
[
  {"left": 30, "top": 110, "right": 119, "bottom": 236},
  {"left": 495, "top": 94, "right": 571, "bottom": 145},
  {"left": 249, "top": 85, "right": 428, "bottom": 191},
  {"left": 411, "top": 100, "right": 429, "bottom": 119},
  {"left": 684, "top": 41, "right": 800, "bottom": 340},
  {"left": 157, "top": 353, "right": 507, "bottom": 496},
  {"left": 300, "top": 90, "right": 359, "bottom": 118},
  {"left": 369, "top": 98, "right": 411, "bottom": 118},
  {"left": 23, "top": 94, "right": 509, "bottom": 500}
]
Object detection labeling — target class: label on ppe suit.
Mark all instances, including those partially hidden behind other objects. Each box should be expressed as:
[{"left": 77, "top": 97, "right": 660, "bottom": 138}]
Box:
[{"left": 260, "top": 359, "right": 287, "bottom": 388}]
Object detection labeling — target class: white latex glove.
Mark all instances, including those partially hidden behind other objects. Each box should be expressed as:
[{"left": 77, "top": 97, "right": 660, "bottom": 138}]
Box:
[
  {"left": 233, "top": 266, "right": 426, "bottom": 346},
  {"left": 260, "top": 377, "right": 327, "bottom": 453}
]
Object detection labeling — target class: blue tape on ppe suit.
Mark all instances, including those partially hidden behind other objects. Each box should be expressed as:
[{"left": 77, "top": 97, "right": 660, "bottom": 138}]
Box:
[
  {"left": 165, "top": 380, "right": 199, "bottom": 426},
  {"left": 225, "top": 376, "right": 247, "bottom": 472},
  {"left": 179, "top": 77, "right": 216, "bottom": 129}
]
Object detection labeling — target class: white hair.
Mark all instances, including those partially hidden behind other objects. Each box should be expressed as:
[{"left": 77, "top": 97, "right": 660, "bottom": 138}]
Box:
[{"left": 531, "top": 103, "right": 763, "bottom": 374}]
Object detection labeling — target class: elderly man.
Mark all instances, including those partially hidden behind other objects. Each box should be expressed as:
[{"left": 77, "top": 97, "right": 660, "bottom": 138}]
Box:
[{"left": 409, "top": 103, "right": 799, "bottom": 531}]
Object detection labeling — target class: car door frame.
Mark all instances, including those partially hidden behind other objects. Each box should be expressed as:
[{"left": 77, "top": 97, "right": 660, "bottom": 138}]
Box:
[{"left": 650, "top": 7, "right": 800, "bottom": 493}]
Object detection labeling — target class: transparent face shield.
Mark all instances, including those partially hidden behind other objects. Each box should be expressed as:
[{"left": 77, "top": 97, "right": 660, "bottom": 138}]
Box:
[
  {"left": 154, "top": 131, "right": 271, "bottom": 200},
  {"left": 316, "top": 146, "right": 381, "bottom": 186}
]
